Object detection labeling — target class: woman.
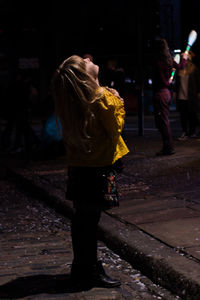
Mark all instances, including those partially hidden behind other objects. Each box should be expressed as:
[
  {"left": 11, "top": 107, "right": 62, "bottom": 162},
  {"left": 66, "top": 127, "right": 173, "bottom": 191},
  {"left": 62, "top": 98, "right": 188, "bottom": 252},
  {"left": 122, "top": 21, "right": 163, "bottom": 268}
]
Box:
[
  {"left": 51, "top": 55, "right": 129, "bottom": 289},
  {"left": 152, "top": 38, "right": 188, "bottom": 155},
  {"left": 174, "top": 51, "right": 200, "bottom": 139}
]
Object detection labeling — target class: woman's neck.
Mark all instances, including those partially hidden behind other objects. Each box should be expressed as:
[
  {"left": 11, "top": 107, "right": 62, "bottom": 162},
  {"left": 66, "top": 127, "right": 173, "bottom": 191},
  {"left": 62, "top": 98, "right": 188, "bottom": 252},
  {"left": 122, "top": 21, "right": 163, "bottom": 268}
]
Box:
[{"left": 95, "top": 77, "right": 100, "bottom": 86}]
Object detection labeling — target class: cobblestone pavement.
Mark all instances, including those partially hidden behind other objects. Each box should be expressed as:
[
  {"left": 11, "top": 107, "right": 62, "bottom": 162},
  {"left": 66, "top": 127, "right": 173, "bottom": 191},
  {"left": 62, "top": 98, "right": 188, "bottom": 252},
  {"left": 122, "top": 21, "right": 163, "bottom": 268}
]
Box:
[{"left": 0, "top": 179, "right": 180, "bottom": 300}]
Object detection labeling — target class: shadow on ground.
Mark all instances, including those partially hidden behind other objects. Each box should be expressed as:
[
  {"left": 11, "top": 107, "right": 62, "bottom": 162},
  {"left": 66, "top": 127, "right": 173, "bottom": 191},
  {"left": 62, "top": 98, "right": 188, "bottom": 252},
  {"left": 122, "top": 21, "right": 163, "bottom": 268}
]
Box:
[{"left": 0, "top": 274, "right": 92, "bottom": 298}]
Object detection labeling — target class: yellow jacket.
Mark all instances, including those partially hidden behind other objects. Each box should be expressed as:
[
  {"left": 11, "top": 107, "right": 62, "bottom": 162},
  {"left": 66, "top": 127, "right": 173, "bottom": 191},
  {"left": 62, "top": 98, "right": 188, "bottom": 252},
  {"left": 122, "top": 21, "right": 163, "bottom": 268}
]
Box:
[{"left": 66, "top": 87, "right": 129, "bottom": 167}]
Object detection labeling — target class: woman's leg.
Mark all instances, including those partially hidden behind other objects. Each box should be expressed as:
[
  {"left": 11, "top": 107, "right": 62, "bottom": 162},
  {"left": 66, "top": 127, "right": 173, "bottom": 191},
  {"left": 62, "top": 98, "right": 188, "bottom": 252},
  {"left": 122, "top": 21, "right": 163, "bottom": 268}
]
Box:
[
  {"left": 71, "top": 206, "right": 101, "bottom": 268},
  {"left": 154, "top": 89, "right": 174, "bottom": 153},
  {"left": 178, "top": 100, "right": 189, "bottom": 135},
  {"left": 188, "top": 110, "right": 198, "bottom": 136},
  {"left": 68, "top": 167, "right": 121, "bottom": 288},
  {"left": 70, "top": 204, "right": 121, "bottom": 288}
]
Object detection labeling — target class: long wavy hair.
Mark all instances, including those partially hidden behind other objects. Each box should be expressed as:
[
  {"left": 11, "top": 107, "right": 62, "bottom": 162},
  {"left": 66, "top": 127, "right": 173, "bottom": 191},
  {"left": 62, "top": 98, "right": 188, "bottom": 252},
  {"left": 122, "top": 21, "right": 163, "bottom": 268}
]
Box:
[
  {"left": 153, "top": 38, "right": 173, "bottom": 67},
  {"left": 51, "top": 55, "right": 103, "bottom": 152}
]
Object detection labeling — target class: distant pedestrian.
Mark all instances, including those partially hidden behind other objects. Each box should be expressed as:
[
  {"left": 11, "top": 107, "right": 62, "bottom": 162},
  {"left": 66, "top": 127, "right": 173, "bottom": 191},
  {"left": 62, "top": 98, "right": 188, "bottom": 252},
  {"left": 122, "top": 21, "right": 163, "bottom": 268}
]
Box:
[
  {"left": 1, "top": 70, "right": 39, "bottom": 160},
  {"left": 38, "top": 89, "right": 65, "bottom": 160},
  {"left": 99, "top": 58, "right": 126, "bottom": 97},
  {"left": 152, "top": 38, "right": 188, "bottom": 155},
  {"left": 174, "top": 51, "right": 200, "bottom": 140},
  {"left": 51, "top": 55, "right": 129, "bottom": 290}
]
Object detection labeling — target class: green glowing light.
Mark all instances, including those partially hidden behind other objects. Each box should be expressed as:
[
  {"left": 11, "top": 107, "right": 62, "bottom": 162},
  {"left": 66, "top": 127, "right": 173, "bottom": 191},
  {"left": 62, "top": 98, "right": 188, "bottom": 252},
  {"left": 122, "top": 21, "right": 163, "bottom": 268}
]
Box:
[
  {"left": 186, "top": 45, "right": 190, "bottom": 51},
  {"left": 171, "top": 70, "right": 175, "bottom": 76}
]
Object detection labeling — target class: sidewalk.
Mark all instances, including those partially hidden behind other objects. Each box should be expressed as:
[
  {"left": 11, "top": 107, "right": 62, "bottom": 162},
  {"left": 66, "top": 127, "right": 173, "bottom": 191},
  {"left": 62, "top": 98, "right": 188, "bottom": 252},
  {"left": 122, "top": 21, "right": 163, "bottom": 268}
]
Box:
[{"left": 2, "top": 113, "right": 200, "bottom": 299}]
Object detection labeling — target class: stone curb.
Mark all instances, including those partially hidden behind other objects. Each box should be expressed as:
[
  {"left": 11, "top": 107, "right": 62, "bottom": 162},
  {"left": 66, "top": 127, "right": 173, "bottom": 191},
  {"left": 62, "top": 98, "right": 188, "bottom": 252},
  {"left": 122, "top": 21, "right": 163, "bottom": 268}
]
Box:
[{"left": 5, "top": 165, "right": 200, "bottom": 300}]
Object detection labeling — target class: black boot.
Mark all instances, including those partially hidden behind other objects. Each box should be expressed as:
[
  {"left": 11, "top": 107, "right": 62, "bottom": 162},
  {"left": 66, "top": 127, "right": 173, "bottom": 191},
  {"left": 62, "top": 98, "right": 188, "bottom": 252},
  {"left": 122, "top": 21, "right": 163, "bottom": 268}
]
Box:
[
  {"left": 70, "top": 260, "right": 121, "bottom": 289},
  {"left": 70, "top": 261, "right": 93, "bottom": 290},
  {"left": 91, "top": 261, "right": 121, "bottom": 288}
]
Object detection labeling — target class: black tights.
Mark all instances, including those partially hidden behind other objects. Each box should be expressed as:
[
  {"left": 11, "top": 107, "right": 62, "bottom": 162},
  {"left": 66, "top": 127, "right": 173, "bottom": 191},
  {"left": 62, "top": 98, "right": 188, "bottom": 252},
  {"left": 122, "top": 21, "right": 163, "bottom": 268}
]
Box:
[
  {"left": 178, "top": 99, "right": 199, "bottom": 135},
  {"left": 71, "top": 207, "right": 101, "bottom": 267}
]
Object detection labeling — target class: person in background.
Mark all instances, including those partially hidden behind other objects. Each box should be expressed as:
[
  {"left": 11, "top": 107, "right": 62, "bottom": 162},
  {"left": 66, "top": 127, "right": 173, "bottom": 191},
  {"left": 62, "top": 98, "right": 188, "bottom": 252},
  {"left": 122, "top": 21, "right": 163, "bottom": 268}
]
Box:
[
  {"left": 99, "top": 58, "right": 125, "bottom": 98},
  {"left": 173, "top": 51, "right": 200, "bottom": 140},
  {"left": 38, "top": 88, "right": 65, "bottom": 160},
  {"left": 152, "top": 38, "right": 188, "bottom": 156},
  {"left": 1, "top": 70, "right": 39, "bottom": 160},
  {"left": 51, "top": 55, "right": 129, "bottom": 290}
]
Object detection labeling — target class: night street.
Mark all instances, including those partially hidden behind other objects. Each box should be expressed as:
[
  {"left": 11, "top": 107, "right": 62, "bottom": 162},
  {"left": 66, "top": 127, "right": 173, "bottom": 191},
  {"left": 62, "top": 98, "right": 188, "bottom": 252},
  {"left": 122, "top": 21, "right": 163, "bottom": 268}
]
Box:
[
  {"left": 1, "top": 1, "right": 200, "bottom": 299},
  {"left": 0, "top": 175, "right": 178, "bottom": 299}
]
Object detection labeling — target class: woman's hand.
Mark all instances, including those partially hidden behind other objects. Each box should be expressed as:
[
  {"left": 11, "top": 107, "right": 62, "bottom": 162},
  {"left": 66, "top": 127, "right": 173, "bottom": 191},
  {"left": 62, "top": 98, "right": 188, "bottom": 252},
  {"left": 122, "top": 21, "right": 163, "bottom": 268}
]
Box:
[
  {"left": 182, "top": 52, "right": 189, "bottom": 60},
  {"left": 106, "top": 87, "right": 124, "bottom": 104}
]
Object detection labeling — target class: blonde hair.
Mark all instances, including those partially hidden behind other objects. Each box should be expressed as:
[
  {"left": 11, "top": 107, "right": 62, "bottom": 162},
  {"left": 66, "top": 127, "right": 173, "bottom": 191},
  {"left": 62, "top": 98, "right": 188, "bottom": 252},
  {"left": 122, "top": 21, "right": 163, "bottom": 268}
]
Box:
[{"left": 51, "top": 55, "right": 102, "bottom": 152}]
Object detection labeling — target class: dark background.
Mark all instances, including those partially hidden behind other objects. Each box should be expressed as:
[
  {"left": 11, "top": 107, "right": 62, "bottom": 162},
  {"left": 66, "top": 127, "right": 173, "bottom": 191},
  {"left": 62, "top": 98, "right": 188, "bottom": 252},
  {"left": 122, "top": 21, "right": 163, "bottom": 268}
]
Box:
[{"left": 0, "top": 0, "right": 200, "bottom": 115}]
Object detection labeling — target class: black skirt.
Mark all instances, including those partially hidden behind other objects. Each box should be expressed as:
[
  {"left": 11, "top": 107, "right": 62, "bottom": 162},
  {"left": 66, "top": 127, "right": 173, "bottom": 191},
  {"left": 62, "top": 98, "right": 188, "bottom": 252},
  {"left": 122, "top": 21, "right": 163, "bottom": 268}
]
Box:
[{"left": 66, "top": 164, "right": 120, "bottom": 211}]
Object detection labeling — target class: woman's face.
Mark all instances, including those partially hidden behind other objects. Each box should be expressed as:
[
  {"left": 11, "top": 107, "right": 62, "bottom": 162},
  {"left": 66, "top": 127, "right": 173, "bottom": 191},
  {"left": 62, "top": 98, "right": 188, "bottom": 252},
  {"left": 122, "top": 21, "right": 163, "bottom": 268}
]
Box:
[{"left": 84, "top": 58, "right": 99, "bottom": 79}]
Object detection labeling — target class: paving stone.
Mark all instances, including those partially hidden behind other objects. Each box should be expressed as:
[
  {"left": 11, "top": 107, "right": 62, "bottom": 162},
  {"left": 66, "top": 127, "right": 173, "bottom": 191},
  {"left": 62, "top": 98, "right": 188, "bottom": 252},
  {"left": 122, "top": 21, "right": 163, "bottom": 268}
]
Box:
[{"left": 139, "top": 217, "right": 200, "bottom": 248}]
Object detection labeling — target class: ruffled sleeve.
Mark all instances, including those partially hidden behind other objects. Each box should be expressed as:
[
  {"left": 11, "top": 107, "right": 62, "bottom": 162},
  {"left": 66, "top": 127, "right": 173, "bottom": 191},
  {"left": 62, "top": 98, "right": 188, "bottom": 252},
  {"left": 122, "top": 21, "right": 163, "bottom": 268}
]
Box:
[{"left": 96, "top": 88, "right": 125, "bottom": 140}]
